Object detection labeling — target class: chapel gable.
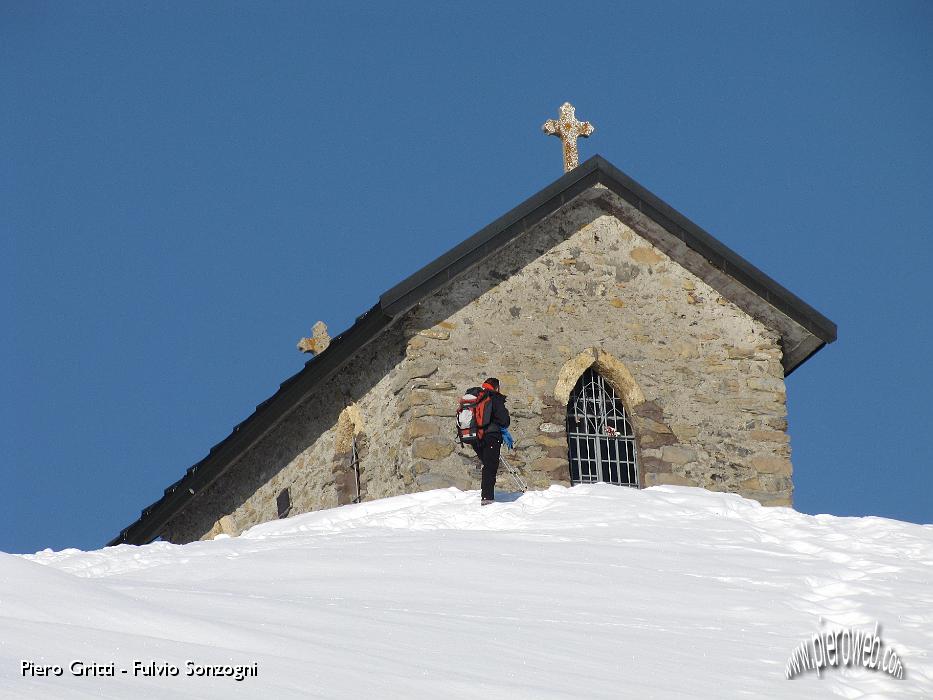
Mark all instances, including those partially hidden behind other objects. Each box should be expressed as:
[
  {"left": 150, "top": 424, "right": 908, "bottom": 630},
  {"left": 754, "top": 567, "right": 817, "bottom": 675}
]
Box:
[{"left": 112, "top": 150, "right": 835, "bottom": 546}]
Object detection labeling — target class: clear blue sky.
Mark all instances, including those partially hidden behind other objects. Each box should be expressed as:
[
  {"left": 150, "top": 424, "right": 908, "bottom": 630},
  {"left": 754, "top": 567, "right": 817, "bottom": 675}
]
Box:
[{"left": 3, "top": 2, "right": 931, "bottom": 554}]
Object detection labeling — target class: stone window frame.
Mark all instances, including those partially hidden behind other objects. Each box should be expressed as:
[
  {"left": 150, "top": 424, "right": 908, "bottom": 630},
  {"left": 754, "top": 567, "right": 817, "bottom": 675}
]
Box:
[
  {"left": 565, "top": 367, "right": 640, "bottom": 487},
  {"left": 552, "top": 348, "right": 650, "bottom": 488}
]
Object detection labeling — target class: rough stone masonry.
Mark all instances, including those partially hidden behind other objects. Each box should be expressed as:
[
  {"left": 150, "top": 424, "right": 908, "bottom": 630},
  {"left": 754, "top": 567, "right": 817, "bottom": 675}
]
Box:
[{"left": 162, "top": 184, "right": 795, "bottom": 543}]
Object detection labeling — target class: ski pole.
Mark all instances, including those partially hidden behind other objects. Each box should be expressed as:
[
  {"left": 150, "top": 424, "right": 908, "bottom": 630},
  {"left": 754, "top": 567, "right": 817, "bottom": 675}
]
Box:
[{"left": 500, "top": 455, "right": 527, "bottom": 493}]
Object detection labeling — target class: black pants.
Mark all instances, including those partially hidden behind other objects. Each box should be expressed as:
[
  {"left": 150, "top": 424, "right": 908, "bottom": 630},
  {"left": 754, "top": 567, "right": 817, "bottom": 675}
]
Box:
[{"left": 472, "top": 433, "right": 502, "bottom": 500}]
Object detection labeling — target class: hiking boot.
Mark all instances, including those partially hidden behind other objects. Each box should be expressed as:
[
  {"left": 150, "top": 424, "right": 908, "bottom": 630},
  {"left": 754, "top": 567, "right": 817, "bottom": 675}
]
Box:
[{"left": 481, "top": 499, "right": 495, "bottom": 506}]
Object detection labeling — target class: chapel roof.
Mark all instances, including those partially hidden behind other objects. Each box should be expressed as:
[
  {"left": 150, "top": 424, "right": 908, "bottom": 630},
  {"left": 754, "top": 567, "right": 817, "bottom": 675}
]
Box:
[{"left": 109, "top": 155, "right": 836, "bottom": 546}]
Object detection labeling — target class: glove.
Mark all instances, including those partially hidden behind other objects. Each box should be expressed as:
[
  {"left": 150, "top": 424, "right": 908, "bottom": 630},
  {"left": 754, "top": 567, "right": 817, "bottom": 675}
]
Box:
[{"left": 501, "top": 427, "right": 515, "bottom": 450}]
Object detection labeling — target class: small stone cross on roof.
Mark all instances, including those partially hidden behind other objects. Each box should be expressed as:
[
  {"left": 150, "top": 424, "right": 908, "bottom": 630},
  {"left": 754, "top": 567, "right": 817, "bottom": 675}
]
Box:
[
  {"left": 542, "top": 102, "right": 595, "bottom": 173},
  {"left": 298, "top": 321, "right": 330, "bottom": 355}
]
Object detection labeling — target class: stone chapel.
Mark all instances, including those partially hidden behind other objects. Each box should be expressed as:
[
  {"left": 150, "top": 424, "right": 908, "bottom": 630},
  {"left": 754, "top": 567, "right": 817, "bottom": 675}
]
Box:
[{"left": 111, "top": 107, "right": 836, "bottom": 545}]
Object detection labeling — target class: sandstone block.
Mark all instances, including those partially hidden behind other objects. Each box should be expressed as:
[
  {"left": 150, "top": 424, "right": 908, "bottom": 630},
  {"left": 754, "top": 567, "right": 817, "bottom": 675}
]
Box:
[
  {"left": 633, "top": 401, "right": 664, "bottom": 422},
  {"left": 720, "top": 378, "right": 741, "bottom": 393},
  {"left": 208, "top": 515, "right": 238, "bottom": 540},
  {"left": 672, "top": 339, "right": 699, "bottom": 359},
  {"left": 639, "top": 429, "right": 678, "bottom": 449},
  {"left": 637, "top": 416, "right": 673, "bottom": 434},
  {"left": 758, "top": 474, "right": 793, "bottom": 492},
  {"left": 415, "top": 472, "right": 471, "bottom": 491},
  {"left": 411, "top": 437, "right": 454, "bottom": 460},
  {"left": 630, "top": 247, "right": 664, "bottom": 264},
  {"left": 397, "top": 390, "right": 433, "bottom": 416},
  {"left": 746, "top": 376, "right": 785, "bottom": 393},
  {"left": 645, "top": 473, "right": 694, "bottom": 487},
  {"left": 734, "top": 398, "right": 771, "bottom": 413},
  {"left": 750, "top": 456, "right": 792, "bottom": 475},
  {"left": 218, "top": 515, "right": 237, "bottom": 534},
  {"left": 391, "top": 361, "right": 438, "bottom": 394},
  {"left": 755, "top": 492, "right": 793, "bottom": 507},
  {"left": 770, "top": 496, "right": 793, "bottom": 507},
  {"left": 639, "top": 455, "right": 672, "bottom": 474},
  {"left": 765, "top": 417, "right": 789, "bottom": 432},
  {"left": 661, "top": 446, "right": 698, "bottom": 465},
  {"left": 405, "top": 418, "right": 439, "bottom": 441},
  {"left": 671, "top": 424, "right": 699, "bottom": 441},
  {"left": 748, "top": 430, "right": 789, "bottom": 443},
  {"left": 535, "top": 434, "right": 566, "bottom": 448},
  {"left": 406, "top": 337, "right": 427, "bottom": 352},
  {"left": 532, "top": 457, "right": 567, "bottom": 475},
  {"left": 410, "top": 404, "right": 451, "bottom": 419},
  {"left": 727, "top": 347, "right": 755, "bottom": 360},
  {"left": 540, "top": 405, "right": 564, "bottom": 424}
]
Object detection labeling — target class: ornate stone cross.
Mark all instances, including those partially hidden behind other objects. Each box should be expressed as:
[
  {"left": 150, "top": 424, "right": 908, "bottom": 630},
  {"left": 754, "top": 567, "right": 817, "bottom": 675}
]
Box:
[{"left": 542, "top": 102, "right": 595, "bottom": 172}]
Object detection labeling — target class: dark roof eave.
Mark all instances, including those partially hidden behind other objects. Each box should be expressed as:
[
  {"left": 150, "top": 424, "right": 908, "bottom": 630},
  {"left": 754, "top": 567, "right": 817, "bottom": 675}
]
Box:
[
  {"left": 107, "top": 303, "right": 392, "bottom": 546},
  {"left": 381, "top": 159, "right": 603, "bottom": 316},
  {"left": 383, "top": 156, "right": 837, "bottom": 347},
  {"left": 591, "top": 156, "right": 837, "bottom": 346}
]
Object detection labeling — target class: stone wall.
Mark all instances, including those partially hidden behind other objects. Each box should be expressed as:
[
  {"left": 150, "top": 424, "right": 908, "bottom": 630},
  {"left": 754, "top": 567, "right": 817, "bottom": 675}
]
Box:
[{"left": 161, "top": 185, "right": 792, "bottom": 544}]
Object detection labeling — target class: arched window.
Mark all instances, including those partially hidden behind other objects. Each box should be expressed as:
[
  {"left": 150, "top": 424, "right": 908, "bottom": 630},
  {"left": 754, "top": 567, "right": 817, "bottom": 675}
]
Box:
[{"left": 566, "top": 368, "right": 639, "bottom": 486}]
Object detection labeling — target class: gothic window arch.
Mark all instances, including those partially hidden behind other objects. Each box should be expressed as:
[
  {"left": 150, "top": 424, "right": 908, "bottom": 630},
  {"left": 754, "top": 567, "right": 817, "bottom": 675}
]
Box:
[{"left": 566, "top": 368, "right": 639, "bottom": 486}]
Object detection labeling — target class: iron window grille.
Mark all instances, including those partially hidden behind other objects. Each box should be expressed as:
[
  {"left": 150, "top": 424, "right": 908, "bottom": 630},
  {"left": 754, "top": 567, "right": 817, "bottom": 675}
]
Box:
[{"left": 566, "top": 368, "right": 639, "bottom": 487}]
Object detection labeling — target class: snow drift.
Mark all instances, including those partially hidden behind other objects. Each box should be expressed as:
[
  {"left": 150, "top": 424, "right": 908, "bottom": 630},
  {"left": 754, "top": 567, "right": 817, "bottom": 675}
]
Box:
[{"left": 2, "top": 484, "right": 931, "bottom": 698}]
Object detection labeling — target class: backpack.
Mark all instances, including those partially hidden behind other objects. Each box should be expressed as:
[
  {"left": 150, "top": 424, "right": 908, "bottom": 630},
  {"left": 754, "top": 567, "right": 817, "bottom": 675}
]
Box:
[{"left": 456, "top": 387, "right": 493, "bottom": 445}]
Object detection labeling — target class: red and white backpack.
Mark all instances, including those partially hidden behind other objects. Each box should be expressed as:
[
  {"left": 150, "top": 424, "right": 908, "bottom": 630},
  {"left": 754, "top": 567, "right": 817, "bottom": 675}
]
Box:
[{"left": 456, "top": 387, "right": 493, "bottom": 445}]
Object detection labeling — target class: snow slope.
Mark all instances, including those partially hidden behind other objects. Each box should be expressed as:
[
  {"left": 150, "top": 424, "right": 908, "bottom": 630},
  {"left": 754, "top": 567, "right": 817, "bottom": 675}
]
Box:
[{"left": 3, "top": 484, "right": 931, "bottom": 699}]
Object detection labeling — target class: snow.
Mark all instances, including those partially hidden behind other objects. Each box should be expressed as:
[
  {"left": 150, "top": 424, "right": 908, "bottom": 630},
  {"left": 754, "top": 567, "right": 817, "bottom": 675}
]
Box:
[{"left": 3, "top": 484, "right": 931, "bottom": 698}]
